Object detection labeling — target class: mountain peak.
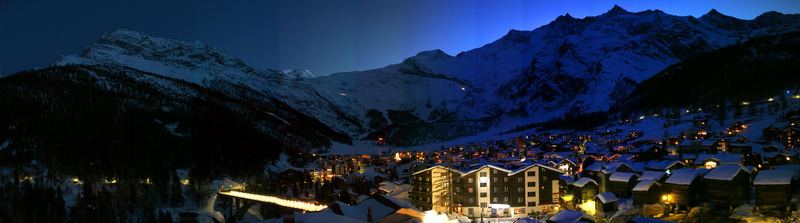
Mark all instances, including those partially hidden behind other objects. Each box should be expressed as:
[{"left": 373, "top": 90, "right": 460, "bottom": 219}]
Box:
[
  {"left": 554, "top": 13, "right": 577, "bottom": 23},
  {"left": 414, "top": 49, "right": 451, "bottom": 59},
  {"left": 605, "top": 4, "right": 629, "bottom": 15}
]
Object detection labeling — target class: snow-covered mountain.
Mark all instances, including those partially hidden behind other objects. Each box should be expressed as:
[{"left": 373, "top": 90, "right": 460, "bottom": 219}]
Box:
[
  {"left": 50, "top": 7, "right": 800, "bottom": 146},
  {"left": 54, "top": 28, "right": 366, "bottom": 136},
  {"left": 306, "top": 6, "right": 800, "bottom": 144}
]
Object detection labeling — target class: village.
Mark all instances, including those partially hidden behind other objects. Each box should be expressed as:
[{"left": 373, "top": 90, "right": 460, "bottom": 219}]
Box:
[{"left": 259, "top": 96, "right": 800, "bottom": 223}]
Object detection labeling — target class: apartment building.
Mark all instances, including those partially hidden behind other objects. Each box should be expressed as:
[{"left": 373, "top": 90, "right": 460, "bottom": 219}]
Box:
[{"left": 410, "top": 162, "right": 564, "bottom": 218}]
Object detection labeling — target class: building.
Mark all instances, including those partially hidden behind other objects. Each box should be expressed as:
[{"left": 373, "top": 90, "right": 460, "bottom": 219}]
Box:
[
  {"left": 410, "top": 162, "right": 564, "bottom": 218},
  {"left": 701, "top": 165, "right": 751, "bottom": 209},
  {"left": 632, "top": 179, "right": 661, "bottom": 206},
  {"left": 753, "top": 169, "right": 797, "bottom": 210},
  {"left": 662, "top": 168, "right": 708, "bottom": 212}
]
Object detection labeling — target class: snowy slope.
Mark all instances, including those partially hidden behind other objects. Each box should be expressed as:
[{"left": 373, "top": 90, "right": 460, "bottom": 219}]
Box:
[
  {"left": 50, "top": 7, "right": 800, "bottom": 147},
  {"left": 54, "top": 28, "right": 365, "bottom": 136},
  {"left": 308, "top": 6, "right": 800, "bottom": 144}
]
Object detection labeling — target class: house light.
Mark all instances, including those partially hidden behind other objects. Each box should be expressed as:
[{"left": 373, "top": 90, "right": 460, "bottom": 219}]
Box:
[
  {"left": 460, "top": 87, "right": 466, "bottom": 91},
  {"left": 768, "top": 98, "right": 774, "bottom": 102},
  {"left": 741, "top": 101, "right": 750, "bottom": 105},
  {"left": 639, "top": 116, "right": 645, "bottom": 120},
  {"left": 787, "top": 157, "right": 791, "bottom": 161},
  {"left": 338, "top": 92, "right": 347, "bottom": 96},
  {"left": 71, "top": 177, "right": 82, "bottom": 184},
  {"left": 180, "top": 178, "right": 190, "bottom": 186}
]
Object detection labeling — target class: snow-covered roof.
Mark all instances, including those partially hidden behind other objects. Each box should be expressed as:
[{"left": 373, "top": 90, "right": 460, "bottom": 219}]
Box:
[
  {"left": 632, "top": 179, "right": 660, "bottom": 192},
  {"left": 584, "top": 162, "right": 604, "bottom": 172},
  {"left": 595, "top": 192, "right": 618, "bottom": 204},
  {"left": 572, "top": 177, "right": 598, "bottom": 187},
  {"left": 644, "top": 160, "right": 684, "bottom": 171},
  {"left": 695, "top": 153, "right": 743, "bottom": 165},
  {"left": 754, "top": 169, "right": 796, "bottom": 185},
  {"left": 639, "top": 171, "right": 666, "bottom": 181},
  {"left": 609, "top": 172, "right": 637, "bottom": 182},
  {"left": 704, "top": 165, "right": 747, "bottom": 181},
  {"left": 665, "top": 168, "right": 708, "bottom": 185},
  {"left": 548, "top": 210, "right": 586, "bottom": 223}
]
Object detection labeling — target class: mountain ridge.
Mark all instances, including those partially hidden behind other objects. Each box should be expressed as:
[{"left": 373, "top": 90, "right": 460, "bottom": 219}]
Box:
[{"left": 35, "top": 7, "right": 800, "bottom": 146}]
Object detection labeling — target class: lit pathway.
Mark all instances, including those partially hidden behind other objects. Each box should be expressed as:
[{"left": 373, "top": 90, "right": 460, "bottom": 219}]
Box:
[{"left": 217, "top": 190, "right": 327, "bottom": 212}]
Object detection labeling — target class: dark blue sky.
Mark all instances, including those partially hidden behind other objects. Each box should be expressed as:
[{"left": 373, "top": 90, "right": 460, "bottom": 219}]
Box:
[{"left": 1, "top": 0, "right": 798, "bottom": 75}]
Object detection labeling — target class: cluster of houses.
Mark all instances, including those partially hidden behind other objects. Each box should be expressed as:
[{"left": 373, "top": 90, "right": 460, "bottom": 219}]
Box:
[{"left": 406, "top": 114, "right": 800, "bottom": 222}]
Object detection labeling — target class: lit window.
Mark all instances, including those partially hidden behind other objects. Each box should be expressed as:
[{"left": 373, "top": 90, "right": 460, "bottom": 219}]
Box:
[{"left": 704, "top": 161, "right": 718, "bottom": 169}]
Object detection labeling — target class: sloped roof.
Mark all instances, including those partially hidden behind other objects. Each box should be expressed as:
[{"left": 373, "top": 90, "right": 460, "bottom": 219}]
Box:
[
  {"left": 609, "top": 172, "right": 637, "bottom": 182},
  {"left": 632, "top": 179, "right": 660, "bottom": 192},
  {"left": 754, "top": 169, "right": 796, "bottom": 185},
  {"left": 595, "top": 192, "right": 618, "bottom": 204},
  {"left": 665, "top": 168, "right": 708, "bottom": 185},
  {"left": 572, "top": 177, "right": 597, "bottom": 187},
  {"left": 704, "top": 165, "right": 747, "bottom": 181}
]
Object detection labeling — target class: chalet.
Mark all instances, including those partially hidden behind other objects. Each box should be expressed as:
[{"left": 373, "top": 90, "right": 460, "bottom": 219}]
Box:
[
  {"left": 608, "top": 172, "right": 638, "bottom": 198},
  {"left": 631, "top": 144, "right": 666, "bottom": 161},
  {"left": 694, "top": 153, "right": 743, "bottom": 169},
  {"left": 571, "top": 177, "right": 599, "bottom": 203},
  {"left": 701, "top": 165, "right": 751, "bottom": 209},
  {"left": 679, "top": 139, "right": 716, "bottom": 156},
  {"left": 662, "top": 168, "right": 709, "bottom": 212},
  {"left": 753, "top": 169, "right": 798, "bottom": 210},
  {"left": 644, "top": 160, "right": 685, "bottom": 172},
  {"left": 638, "top": 171, "right": 667, "bottom": 183},
  {"left": 727, "top": 142, "right": 753, "bottom": 154},
  {"left": 632, "top": 179, "right": 661, "bottom": 206},
  {"left": 594, "top": 192, "right": 618, "bottom": 218}
]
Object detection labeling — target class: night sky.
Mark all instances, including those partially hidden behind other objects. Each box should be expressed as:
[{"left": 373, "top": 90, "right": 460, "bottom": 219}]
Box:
[{"left": 1, "top": 0, "right": 799, "bottom": 76}]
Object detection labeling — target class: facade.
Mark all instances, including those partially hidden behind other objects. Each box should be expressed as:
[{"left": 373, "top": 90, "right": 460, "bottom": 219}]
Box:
[{"left": 410, "top": 163, "right": 563, "bottom": 218}]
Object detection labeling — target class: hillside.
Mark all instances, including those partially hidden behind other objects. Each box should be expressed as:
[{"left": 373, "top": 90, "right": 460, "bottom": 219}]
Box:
[{"left": 616, "top": 31, "right": 800, "bottom": 114}]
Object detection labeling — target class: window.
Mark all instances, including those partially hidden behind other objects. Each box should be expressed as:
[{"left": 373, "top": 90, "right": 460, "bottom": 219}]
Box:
[
  {"left": 480, "top": 183, "right": 487, "bottom": 187},
  {"left": 527, "top": 192, "right": 536, "bottom": 197},
  {"left": 456, "top": 187, "right": 460, "bottom": 192},
  {"left": 469, "top": 198, "right": 474, "bottom": 203},
  {"left": 440, "top": 173, "right": 446, "bottom": 177},
  {"left": 480, "top": 202, "right": 487, "bottom": 208},
  {"left": 517, "top": 187, "right": 524, "bottom": 193},
  {"left": 517, "top": 197, "right": 524, "bottom": 203},
  {"left": 493, "top": 187, "right": 498, "bottom": 192},
  {"left": 468, "top": 208, "right": 474, "bottom": 216},
  {"left": 492, "top": 197, "right": 498, "bottom": 202},
  {"left": 527, "top": 171, "right": 536, "bottom": 177},
  {"left": 504, "top": 177, "right": 508, "bottom": 182},
  {"left": 468, "top": 178, "right": 474, "bottom": 183},
  {"left": 503, "top": 197, "right": 508, "bottom": 202},
  {"left": 492, "top": 169, "right": 497, "bottom": 174},
  {"left": 517, "top": 177, "right": 524, "bottom": 183},
  {"left": 504, "top": 187, "right": 508, "bottom": 192},
  {"left": 704, "top": 160, "right": 718, "bottom": 169},
  {"left": 480, "top": 172, "right": 487, "bottom": 177},
  {"left": 468, "top": 188, "right": 474, "bottom": 193},
  {"left": 527, "top": 202, "right": 536, "bottom": 207},
  {"left": 480, "top": 192, "right": 487, "bottom": 198},
  {"left": 493, "top": 177, "right": 498, "bottom": 182},
  {"left": 527, "top": 182, "right": 536, "bottom": 187}
]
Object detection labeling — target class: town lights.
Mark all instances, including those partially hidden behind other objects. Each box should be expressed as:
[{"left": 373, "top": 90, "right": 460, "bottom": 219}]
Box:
[
  {"left": 218, "top": 191, "right": 327, "bottom": 212},
  {"left": 661, "top": 194, "right": 673, "bottom": 203},
  {"left": 71, "top": 177, "right": 82, "bottom": 184},
  {"left": 578, "top": 200, "right": 596, "bottom": 215},
  {"left": 180, "top": 178, "right": 190, "bottom": 186}
]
